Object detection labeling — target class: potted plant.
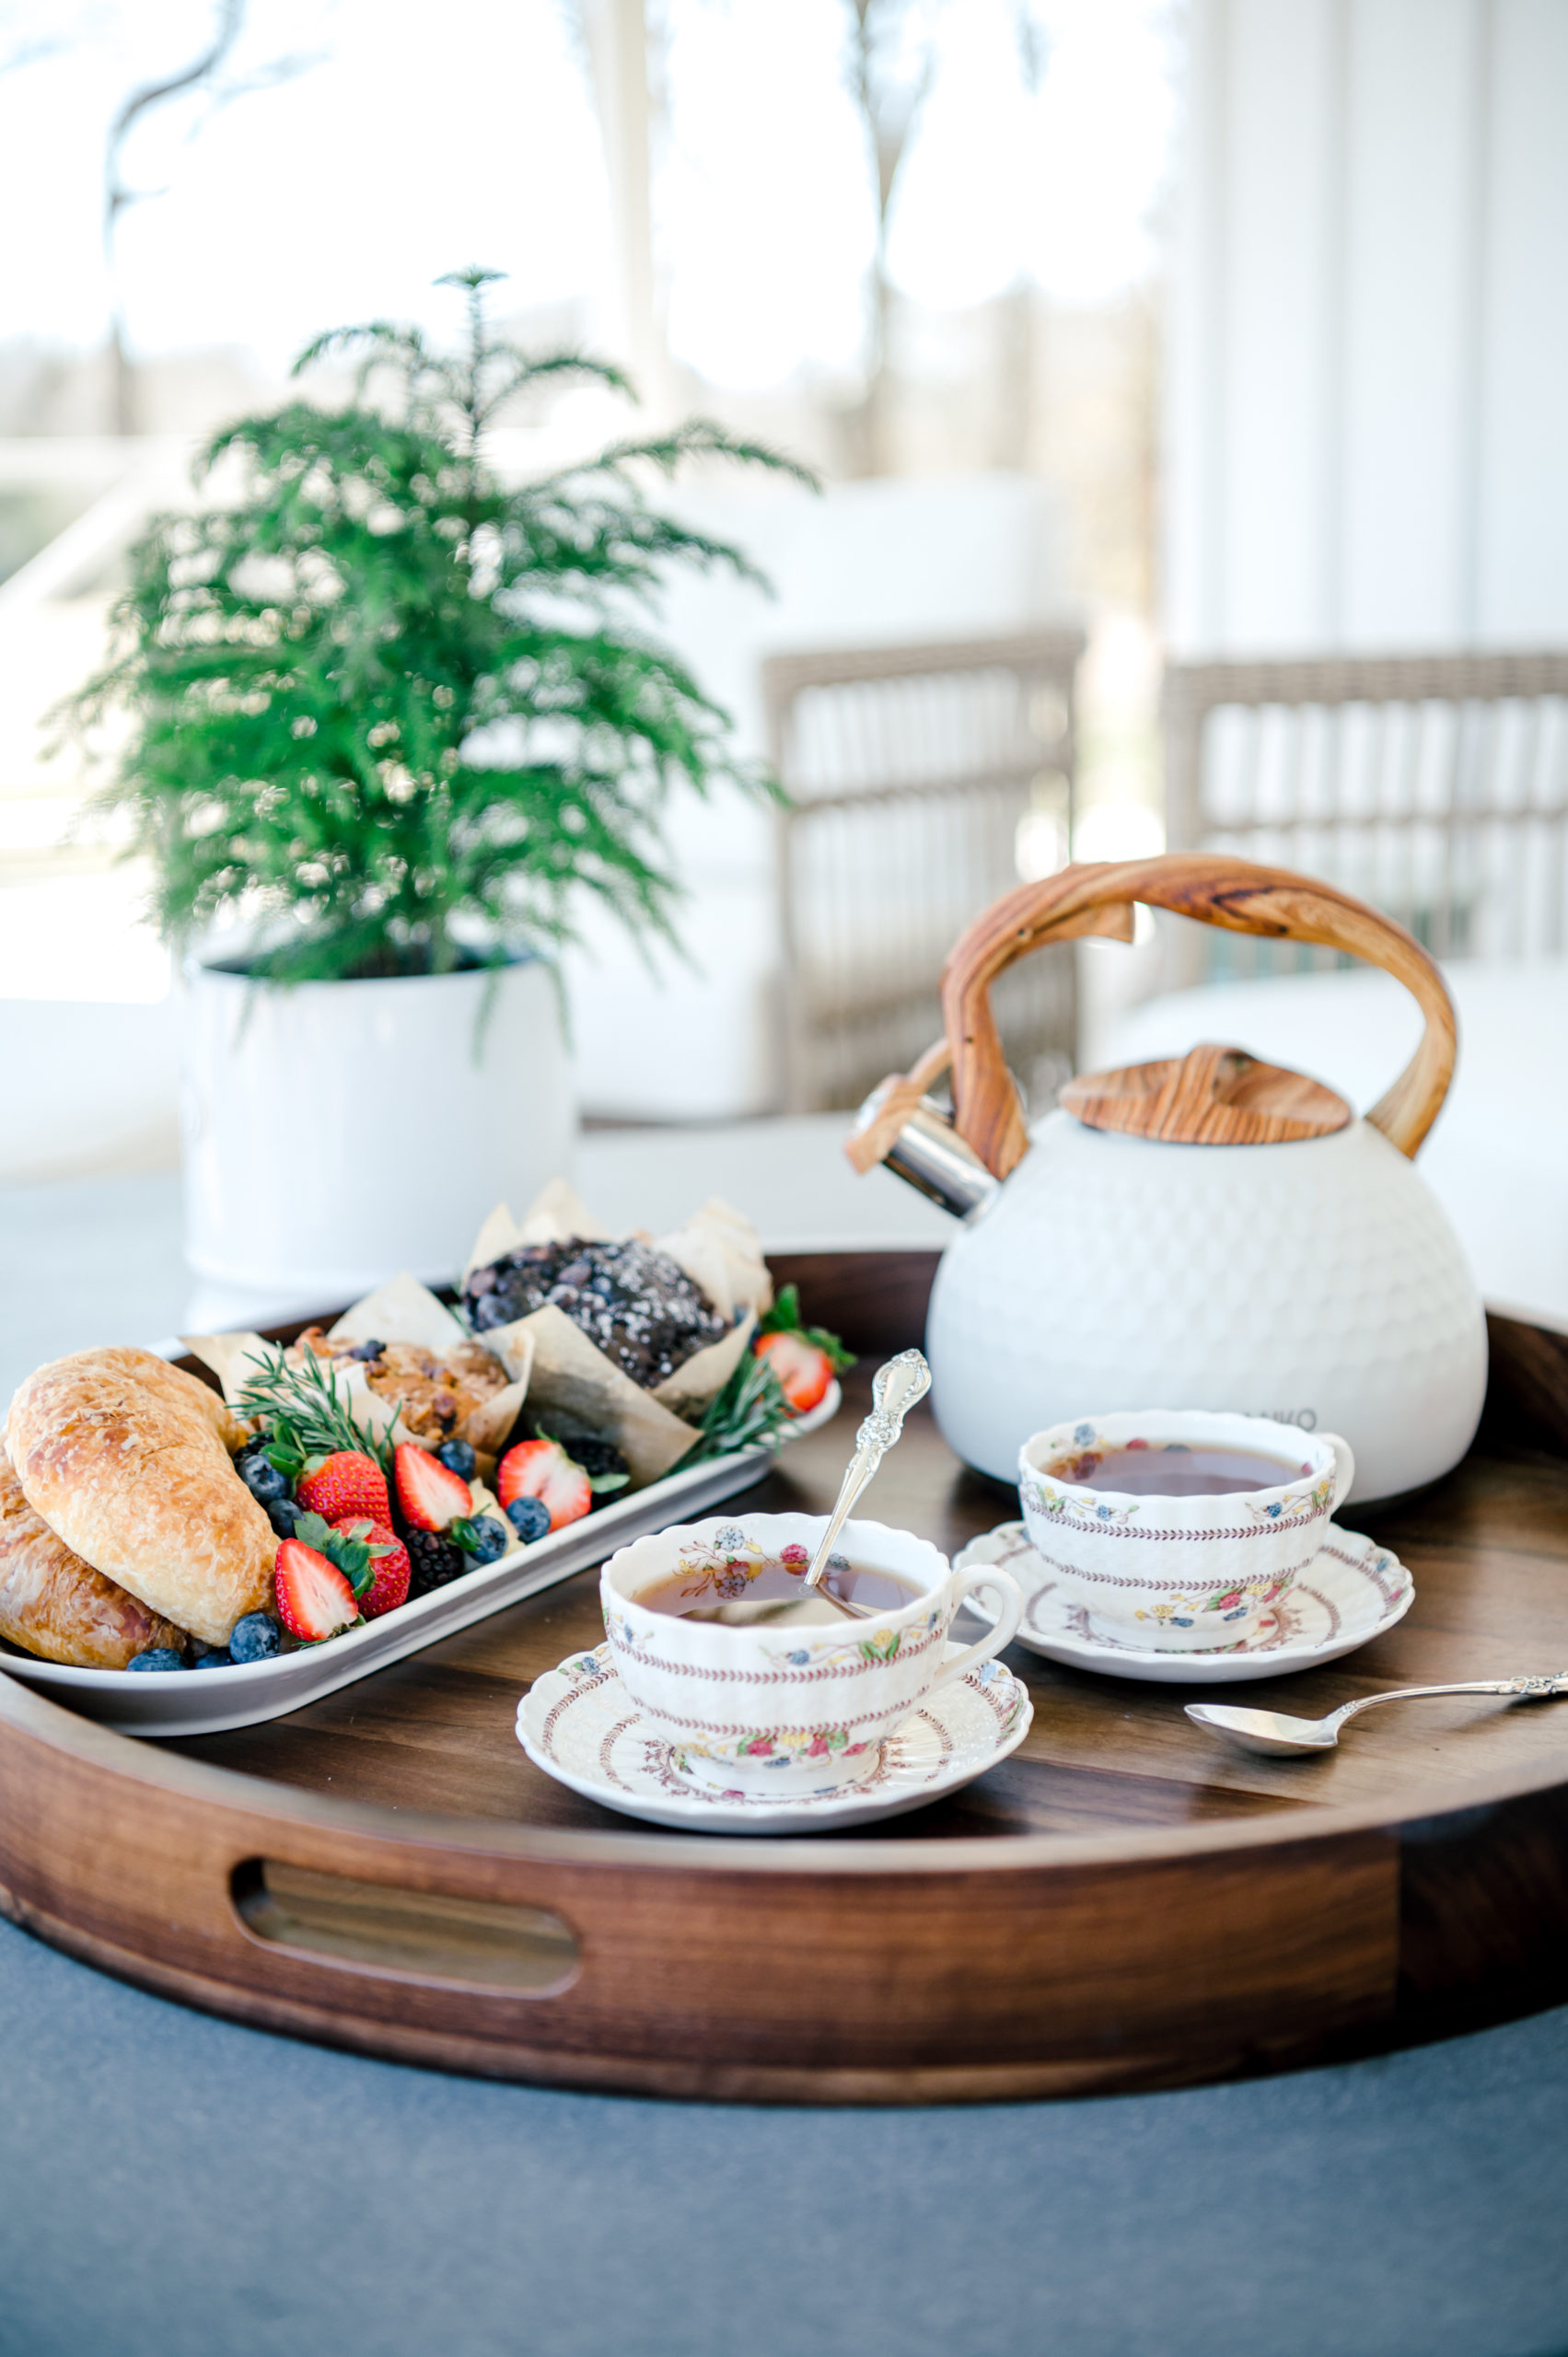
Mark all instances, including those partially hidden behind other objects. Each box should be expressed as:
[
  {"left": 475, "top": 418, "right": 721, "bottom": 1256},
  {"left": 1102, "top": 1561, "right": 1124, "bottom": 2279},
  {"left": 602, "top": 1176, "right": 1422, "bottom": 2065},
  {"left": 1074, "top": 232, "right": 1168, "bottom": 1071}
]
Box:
[{"left": 72, "top": 269, "right": 808, "bottom": 1300}]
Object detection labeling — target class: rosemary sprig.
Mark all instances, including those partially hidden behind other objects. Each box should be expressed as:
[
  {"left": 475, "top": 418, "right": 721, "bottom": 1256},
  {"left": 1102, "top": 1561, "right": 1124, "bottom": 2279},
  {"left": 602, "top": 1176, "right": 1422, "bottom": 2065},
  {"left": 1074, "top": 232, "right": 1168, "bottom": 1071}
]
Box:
[
  {"left": 680, "top": 1349, "right": 793, "bottom": 1466},
  {"left": 233, "top": 1344, "right": 394, "bottom": 1476}
]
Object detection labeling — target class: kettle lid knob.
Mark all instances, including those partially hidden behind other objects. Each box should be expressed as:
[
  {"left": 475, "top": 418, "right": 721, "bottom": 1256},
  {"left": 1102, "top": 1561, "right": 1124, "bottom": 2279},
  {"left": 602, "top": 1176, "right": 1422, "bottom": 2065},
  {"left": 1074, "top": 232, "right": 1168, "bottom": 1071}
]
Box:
[{"left": 1061, "top": 1043, "right": 1352, "bottom": 1145}]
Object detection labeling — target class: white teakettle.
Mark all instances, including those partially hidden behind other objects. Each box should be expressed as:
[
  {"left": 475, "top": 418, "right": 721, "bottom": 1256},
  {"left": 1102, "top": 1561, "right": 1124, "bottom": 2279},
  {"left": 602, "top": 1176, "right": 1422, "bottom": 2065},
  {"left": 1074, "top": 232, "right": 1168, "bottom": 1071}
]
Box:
[{"left": 849, "top": 854, "right": 1487, "bottom": 1505}]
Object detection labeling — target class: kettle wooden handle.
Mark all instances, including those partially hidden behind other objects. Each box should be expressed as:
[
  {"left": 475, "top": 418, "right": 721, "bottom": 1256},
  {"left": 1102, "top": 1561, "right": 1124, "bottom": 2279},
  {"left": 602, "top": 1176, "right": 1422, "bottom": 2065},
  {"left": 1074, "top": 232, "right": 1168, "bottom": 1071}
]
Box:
[{"left": 943, "top": 853, "right": 1458, "bottom": 1180}]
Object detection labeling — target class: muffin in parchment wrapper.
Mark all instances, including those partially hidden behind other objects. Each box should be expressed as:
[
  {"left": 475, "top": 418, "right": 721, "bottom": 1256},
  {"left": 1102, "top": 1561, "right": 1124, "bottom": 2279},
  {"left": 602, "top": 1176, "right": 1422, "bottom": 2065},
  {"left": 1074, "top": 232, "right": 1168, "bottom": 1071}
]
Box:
[
  {"left": 460, "top": 1182, "right": 773, "bottom": 1486},
  {"left": 184, "top": 1273, "right": 531, "bottom": 1477}
]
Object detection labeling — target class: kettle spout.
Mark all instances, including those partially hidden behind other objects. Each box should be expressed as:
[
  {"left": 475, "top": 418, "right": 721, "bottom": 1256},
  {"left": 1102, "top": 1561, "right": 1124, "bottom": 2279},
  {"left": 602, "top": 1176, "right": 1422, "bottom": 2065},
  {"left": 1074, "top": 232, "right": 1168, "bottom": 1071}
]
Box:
[{"left": 846, "top": 1073, "right": 1001, "bottom": 1219}]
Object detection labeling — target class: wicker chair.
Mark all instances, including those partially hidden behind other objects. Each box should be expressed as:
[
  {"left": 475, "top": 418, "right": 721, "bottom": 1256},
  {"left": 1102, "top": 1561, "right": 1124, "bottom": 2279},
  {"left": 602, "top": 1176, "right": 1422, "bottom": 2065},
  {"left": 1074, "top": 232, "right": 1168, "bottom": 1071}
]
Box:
[
  {"left": 764, "top": 629, "right": 1085, "bottom": 1113},
  {"left": 1163, "top": 651, "right": 1568, "bottom": 977}
]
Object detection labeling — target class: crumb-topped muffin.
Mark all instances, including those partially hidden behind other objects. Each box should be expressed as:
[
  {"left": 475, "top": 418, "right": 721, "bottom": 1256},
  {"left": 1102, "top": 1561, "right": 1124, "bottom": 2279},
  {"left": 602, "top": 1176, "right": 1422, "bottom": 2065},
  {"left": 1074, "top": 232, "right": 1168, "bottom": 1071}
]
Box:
[
  {"left": 462, "top": 1237, "right": 726, "bottom": 1387},
  {"left": 295, "top": 1329, "right": 511, "bottom": 1444}
]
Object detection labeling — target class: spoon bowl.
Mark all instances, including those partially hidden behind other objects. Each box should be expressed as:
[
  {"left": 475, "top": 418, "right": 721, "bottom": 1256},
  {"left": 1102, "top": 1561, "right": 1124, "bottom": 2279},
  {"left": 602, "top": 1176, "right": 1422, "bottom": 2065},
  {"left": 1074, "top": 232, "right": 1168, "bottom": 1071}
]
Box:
[{"left": 1188, "top": 1673, "right": 1568, "bottom": 1758}]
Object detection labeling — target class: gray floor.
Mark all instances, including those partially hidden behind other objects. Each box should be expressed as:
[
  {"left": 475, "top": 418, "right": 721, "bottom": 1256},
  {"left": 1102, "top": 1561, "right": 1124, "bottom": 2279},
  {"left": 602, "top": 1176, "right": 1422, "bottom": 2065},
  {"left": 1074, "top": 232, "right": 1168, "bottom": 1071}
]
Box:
[{"left": 0, "top": 1912, "right": 1565, "bottom": 2357}]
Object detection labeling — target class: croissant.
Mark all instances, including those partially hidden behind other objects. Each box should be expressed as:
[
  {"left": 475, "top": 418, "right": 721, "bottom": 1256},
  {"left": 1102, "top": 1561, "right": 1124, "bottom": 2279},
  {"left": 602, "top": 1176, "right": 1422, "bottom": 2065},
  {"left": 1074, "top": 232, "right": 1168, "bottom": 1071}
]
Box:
[
  {"left": 6, "top": 1347, "right": 275, "bottom": 1647},
  {"left": 0, "top": 1442, "right": 187, "bottom": 1668}
]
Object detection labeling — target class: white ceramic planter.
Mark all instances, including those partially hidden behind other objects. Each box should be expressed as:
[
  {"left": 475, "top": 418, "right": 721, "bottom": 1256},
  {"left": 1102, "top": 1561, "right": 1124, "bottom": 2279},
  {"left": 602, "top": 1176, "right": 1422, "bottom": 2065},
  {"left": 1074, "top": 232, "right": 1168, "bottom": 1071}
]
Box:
[{"left": 181, "top": 957, "right": 573, "bottom": 1296}]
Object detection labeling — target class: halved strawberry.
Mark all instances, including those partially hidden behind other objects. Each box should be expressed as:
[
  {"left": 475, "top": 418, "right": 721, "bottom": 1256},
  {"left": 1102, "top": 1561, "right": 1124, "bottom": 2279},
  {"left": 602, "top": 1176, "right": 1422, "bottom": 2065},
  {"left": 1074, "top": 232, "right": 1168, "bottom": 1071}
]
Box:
[
  {"left": 296, "top": 1450, "right": 390, "bottom": 1527},
  {"left": 496, "top": 1437, "right": 592, "bottom": 1533},
  {"left": 331, "top": 1515, "right": 411, "bottom": 1619},
  {"left": 393, "top": 1441, "right": 472, "bottom": 1531},
  {"left": 753, "top": 1329, "right": 834, "bottom": 1414},
  {"left": 273, "top": 1539, "right": 360, "bottom": 1643}
]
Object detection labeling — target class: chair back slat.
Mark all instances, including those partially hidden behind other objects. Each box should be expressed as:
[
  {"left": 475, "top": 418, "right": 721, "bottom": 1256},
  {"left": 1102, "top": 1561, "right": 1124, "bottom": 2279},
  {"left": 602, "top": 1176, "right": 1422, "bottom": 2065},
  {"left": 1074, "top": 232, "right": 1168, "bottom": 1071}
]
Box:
[
  {"left": 765, "top": 630, "right": 1085, "bottom": 1112},
  {"left": 1164, "top": 651, "right": 1568, "bottom": 975}
]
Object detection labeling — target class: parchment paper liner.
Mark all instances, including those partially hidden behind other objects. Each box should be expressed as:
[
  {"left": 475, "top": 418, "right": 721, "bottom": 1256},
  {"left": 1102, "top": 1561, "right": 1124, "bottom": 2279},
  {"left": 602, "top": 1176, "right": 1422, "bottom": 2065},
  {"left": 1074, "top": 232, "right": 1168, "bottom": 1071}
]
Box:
[
  {"left": 462, "top": 1182, "right": 772, "bottom": 1485},
  {"left": 184, "top": 1272, "right": 531, "bottom": 1467}
]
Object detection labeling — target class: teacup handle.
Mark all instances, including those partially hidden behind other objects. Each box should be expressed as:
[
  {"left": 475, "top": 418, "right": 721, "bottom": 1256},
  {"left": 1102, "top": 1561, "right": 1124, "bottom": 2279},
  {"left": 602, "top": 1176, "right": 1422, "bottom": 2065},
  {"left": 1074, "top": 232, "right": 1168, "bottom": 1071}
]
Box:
[
  {"left": 926, "top": 1566, "right": 1025, "bottom": 1698},
  {"left": 1320, "top": 1433, "right": 1356, "bottom": 1514}
]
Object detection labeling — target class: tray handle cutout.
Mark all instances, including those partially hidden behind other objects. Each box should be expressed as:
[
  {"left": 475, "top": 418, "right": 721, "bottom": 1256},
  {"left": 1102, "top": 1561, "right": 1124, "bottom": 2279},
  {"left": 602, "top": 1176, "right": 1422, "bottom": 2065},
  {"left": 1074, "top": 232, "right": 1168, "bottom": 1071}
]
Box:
[{"left": 233, "top": 1861, "right": 580, "bottom": 1995}]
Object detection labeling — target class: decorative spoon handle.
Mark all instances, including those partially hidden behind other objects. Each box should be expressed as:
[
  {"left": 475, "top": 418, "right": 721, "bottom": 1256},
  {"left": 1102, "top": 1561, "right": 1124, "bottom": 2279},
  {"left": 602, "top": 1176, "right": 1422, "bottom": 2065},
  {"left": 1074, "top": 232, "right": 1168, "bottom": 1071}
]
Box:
[
  {"left": 801, "top": 1350, "right": 933, "bottom": 1615},
  {"left": 1328, "top": 1673, "right": 1568, "bottom": 1729}
]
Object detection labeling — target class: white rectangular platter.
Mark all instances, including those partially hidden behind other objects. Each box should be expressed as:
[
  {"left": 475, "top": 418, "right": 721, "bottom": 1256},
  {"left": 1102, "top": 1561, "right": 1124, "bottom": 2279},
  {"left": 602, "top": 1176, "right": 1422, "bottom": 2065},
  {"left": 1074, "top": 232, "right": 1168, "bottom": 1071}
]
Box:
[{"left": 0, "top": 1382, "right": 840, "bottom": 1739}]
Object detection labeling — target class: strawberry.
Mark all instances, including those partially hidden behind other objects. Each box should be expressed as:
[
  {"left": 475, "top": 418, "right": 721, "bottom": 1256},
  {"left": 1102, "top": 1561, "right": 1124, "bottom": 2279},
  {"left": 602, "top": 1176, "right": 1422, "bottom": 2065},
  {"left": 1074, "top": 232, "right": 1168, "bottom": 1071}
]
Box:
[
  {"left": 496, "top": 1437, "right": 592, "bottom": 1533},
  {"left": 393, "top": 1441, "right": 472, "bottom": 1531},
  {"left": 753, "top": 1329, "right": 834, "bottom": 1415},
  {"left": 296, "top": 1450, "right": 390, "bottom": 1527},
  {"left": 331, "top": 1516, "right": 410, "bottom": 1619},
  {"left": 273, "top": 1539, "right": 360, "bottom": 1643}
]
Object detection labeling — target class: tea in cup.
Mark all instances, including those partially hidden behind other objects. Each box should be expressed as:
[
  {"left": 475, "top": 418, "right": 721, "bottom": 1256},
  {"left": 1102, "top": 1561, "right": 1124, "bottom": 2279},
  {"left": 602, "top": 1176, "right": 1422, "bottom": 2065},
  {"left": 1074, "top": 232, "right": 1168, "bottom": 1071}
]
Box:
[
  {"left": 600, "top": 1512, "right": 1024, "bottom": 1794},
  {"left": 1017, "top": 1410, "right": 1354, "bottom": 1651}
]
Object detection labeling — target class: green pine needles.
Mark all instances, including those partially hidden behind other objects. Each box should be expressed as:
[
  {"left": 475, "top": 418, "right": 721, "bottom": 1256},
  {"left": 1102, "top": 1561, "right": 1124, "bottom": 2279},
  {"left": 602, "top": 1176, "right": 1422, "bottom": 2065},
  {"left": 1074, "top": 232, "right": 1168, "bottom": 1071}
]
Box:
[{"left": 72, "top": 268, "right": 814, "bottom": 983}]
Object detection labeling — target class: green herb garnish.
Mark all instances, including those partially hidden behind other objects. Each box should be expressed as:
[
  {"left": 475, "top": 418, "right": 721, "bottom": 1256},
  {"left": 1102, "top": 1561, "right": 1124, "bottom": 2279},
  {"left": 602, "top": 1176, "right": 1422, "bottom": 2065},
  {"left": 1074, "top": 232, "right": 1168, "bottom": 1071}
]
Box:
[
  {"left": 680, "top": 1349, "right": 792, "bottom": 1466},
  {"left": 233, "top": 1344, "right": 394, "bottom": 1476}
]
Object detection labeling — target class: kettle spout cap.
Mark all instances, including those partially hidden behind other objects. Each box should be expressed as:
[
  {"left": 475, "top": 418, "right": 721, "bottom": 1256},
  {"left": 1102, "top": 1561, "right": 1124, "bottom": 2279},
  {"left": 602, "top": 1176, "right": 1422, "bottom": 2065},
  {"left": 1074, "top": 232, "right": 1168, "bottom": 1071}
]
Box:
[{"left": 847, "top": 1070, "right": 1001, "bottom": 1220}]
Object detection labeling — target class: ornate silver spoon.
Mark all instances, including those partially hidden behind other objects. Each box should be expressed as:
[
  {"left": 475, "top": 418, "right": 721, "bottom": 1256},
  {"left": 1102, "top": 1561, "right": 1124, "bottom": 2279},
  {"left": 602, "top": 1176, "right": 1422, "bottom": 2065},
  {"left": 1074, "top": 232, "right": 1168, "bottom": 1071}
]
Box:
[
  {"left": 783, "top": 1349, "right": 934, "bottom": 1621},
  {"left": 1187, "top": 1673, "right": 1568, "bottom": 1758}
]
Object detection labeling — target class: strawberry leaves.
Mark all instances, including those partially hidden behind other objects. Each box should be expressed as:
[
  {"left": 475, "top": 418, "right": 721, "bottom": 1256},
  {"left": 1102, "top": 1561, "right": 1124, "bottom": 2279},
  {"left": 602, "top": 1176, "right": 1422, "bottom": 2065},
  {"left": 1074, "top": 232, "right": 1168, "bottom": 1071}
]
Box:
[
  {"left": 757, "top": 1284, "right": 855, "bottom": 1371},
  {"left": 291, "top": 1509, "right": 393, "bottom": 1602}
]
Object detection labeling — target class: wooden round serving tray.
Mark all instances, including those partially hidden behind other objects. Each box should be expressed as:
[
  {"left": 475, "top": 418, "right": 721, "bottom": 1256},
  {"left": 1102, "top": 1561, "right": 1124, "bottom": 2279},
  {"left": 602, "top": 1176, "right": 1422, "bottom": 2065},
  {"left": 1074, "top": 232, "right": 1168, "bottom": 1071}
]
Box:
[{"left": 3, "top": 1252, "right": 1567, "bottom": 2107}]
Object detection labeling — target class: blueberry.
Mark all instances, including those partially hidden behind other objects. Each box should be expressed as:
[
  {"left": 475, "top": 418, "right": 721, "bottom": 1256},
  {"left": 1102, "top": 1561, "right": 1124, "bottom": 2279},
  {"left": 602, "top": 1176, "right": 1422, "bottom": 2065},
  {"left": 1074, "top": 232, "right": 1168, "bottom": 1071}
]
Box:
[
  {"left": 127, "top": 1648, "right": 187, "bottom": 1673},
  {"left": 437, "top": 1438, "right": 476, "bottom": 1479},
  {"left": 267, "top": 1496, "right": 303, "bottom": 1538},
  {"left": 348, "top": 1339, "right": 384, "bottom": 1362},
  {"left": 462, "top": 1515, "right": 510, "bottom": 1564},
  {"left": 229, "top": 1611, "right": 284, "bottom": 1664},
  {"left": 240, "top": 1455, "right": 288, "bottom": 1504},
  {"left": 191, "top": 1650, "right": 233, "bottom": 1670},
  {"left": 505, "top": 1495, "right": 551, "bottom": 1543}
]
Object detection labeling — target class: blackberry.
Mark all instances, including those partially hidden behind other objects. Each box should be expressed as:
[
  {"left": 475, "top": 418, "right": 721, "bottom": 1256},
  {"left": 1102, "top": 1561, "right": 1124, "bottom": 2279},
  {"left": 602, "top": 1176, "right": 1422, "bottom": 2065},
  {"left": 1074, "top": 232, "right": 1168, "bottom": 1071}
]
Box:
[
  {"left": 406, "top": 1527, "right": 467, "bottom": 1595},
  {"left": 548, "top": 1432, "right": 628, "bottom": 1484}
]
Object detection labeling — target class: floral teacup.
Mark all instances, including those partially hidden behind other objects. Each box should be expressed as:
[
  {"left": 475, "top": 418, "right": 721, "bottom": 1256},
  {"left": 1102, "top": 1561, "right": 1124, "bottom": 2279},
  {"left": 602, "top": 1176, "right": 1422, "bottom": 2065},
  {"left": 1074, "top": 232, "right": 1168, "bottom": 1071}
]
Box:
[
  {"left": 1016, "top": 1410, "right": 1355, "bottom": 1652},
  {"left": 599, "top": 1513, "right": 1024, "bottom": 1794}
]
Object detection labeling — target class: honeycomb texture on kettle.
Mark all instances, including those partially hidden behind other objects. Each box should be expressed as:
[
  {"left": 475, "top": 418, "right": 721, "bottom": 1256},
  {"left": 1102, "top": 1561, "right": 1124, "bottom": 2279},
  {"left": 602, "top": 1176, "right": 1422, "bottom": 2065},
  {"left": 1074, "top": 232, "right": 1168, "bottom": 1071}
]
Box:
[{"left": 926, "top": 1111, "right": 1487, "bottom": 1502}]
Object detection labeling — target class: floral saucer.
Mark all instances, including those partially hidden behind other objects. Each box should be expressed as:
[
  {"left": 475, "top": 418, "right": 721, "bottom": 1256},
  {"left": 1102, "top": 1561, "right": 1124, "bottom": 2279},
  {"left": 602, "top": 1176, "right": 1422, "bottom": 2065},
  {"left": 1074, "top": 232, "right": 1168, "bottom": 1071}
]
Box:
[
  {"left": 516, "top": 1643, "right": 1033, "bottom": 1833},
  {"left": 954, "top": 1520, "right": 1412, "bottom": 1686}
]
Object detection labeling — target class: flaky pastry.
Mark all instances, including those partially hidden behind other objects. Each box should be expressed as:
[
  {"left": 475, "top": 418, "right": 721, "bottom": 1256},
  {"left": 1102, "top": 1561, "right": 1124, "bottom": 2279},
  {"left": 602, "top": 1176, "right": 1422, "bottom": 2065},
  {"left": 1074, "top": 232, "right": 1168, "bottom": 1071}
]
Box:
[
  {"left": 6, "top": 1347, "right": 274, "bottom": 1647},
  {"left": 0, "top": 1441, "right": 187, "bottom": 1667}
]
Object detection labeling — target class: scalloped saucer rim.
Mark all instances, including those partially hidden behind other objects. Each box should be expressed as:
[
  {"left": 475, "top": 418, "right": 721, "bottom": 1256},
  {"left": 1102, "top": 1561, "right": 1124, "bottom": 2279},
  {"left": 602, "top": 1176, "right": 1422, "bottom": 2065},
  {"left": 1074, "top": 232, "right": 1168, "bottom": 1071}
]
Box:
[
  {"left": 516, "top": 1641, "right": 1033, "bottom": 1832},
  {"left": 955, "top": 1520, "right": 1412, "bottom": 1685}
]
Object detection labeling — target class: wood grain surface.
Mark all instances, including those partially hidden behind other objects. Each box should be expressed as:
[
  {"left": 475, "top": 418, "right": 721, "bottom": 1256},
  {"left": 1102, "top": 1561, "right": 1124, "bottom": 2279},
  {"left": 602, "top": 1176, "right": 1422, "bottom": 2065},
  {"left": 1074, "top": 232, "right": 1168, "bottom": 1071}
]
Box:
[
  {"left": 1060, "top": 1042, "right": 1353, "bottom": 1145},
  {"left": 0, "top": 1254, "right": 1565, "bottom": 2103},
  {"left": 938, "top": 854, "right": 1458, "bottom": 1178}
]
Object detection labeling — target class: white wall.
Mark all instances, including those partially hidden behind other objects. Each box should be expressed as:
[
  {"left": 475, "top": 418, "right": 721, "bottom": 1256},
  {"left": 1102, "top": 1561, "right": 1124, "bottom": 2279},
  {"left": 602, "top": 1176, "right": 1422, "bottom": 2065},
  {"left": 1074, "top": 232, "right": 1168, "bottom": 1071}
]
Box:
[
  {"left": 564, "top": 470, "right": 1070, "bottom": 1119},
  {"left": 1167, "top": 0, "right": 1568, "bottom": 655}
]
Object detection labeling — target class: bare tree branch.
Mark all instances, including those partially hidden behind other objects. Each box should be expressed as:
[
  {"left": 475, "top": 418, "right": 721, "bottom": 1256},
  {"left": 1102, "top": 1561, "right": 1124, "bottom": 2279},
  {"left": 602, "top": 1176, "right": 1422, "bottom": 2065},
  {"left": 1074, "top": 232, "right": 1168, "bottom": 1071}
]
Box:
[
  {"left": 100, "top": 1, "right": 325, "bottom": 434},
  {"left": 104, "top": 0, "right": 247, "bottom": 246},
  {"left": 842, "top": 0, "right": 940, "bottom": 475}
]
